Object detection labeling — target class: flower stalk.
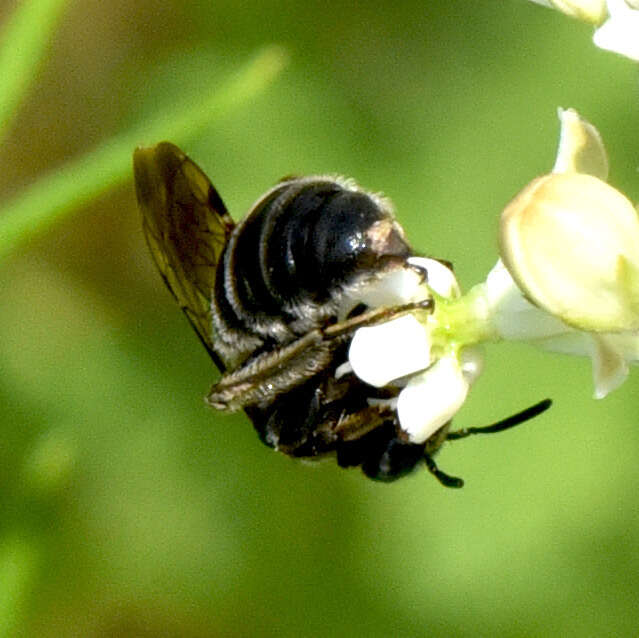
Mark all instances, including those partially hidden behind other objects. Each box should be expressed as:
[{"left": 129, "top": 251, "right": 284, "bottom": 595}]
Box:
[{"left": 428, "top": 287, "right": 499, "bottom": 351}]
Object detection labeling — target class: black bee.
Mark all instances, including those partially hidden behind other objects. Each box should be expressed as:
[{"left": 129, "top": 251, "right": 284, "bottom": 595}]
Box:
[{"left": 133, "top": 142, "right": 551, "bottom": 486}]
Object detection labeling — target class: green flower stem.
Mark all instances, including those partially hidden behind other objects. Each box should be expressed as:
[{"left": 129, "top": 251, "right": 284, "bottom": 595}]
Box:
[
  {"left": 0, "top": 45, "right": 288, "bottom": 263},
  {"left": 0, "top": 0, "right": 70, "bottom": 145},
  {"left": 430, "top": 285, "right": 499, "bottom": 350}
]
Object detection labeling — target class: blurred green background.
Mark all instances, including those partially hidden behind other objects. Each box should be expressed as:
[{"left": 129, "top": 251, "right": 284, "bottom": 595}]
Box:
[{"left": 1, "top": 1, "right": 639, "bottom": 636}]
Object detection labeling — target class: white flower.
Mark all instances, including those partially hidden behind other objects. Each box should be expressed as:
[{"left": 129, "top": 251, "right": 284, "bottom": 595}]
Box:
[
  {"left": 348, "top": 313, "right": 432, "bottom": 387},
  {"left": 397, "top": 349, "right": 482, "bottom": 444},
  {"left": 347, "top": 107, "right": 639, "bottom": 426},
  {"left": 527, "top": 0, "right": 639, "bottom": 61},
  {"left": 593, "top": 0, "right": 639, "bottom": 61},
  {"left": 481, "top": 259, "right": 637, "bottom": 398},
  {"left": 488, "top": 108, "right": 639, "bottom": 398},
  {"left": 347, "top": 257, "right": 478, "bottom": 444},
  {"left": 499, "top": 108, "right": 639, "bottom": 334}
]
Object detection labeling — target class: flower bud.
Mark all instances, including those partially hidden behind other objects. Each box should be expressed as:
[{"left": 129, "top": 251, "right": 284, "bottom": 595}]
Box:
[{"left": 500, "top": 172, "right": 639, "bottom": 332}]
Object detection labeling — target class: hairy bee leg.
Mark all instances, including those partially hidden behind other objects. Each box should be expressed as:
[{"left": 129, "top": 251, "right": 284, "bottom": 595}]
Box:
[
  {"left": 324, "top": 298, "right": 433, "bottom": 339},
  {"left": 207, "top": 330, "right": 333, "bottom": 410},
  {"left": 207, "top": 299, "right": 434, "bottom": 411},
  {"left": 333, "top": 404, "right": 397, "bottom": 441},
  {"left": 424, "top": 454, "right": 464, "bottom": 488}
]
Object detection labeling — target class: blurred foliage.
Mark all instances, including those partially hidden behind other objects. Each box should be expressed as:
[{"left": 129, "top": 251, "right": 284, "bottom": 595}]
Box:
[
  {"left": 0, "top": 0, "right": 638, "bottom": 636},
  {"left": 0, "top": 38, "right": 286, "bottom": 260}
]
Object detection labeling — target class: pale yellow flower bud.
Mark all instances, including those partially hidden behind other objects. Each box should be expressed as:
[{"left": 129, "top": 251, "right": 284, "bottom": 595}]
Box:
[{"left": 500, "top": 172, "right": 639, "bottom": 332}]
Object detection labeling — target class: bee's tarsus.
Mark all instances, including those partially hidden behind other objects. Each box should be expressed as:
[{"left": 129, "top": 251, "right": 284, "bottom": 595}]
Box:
[{"left": 424, "top": 454, "right": 464, "bottom": 488}]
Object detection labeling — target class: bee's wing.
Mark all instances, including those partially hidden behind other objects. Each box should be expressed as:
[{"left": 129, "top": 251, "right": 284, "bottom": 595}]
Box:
[{"left": 133, "top": 142, "right": 234, "bottom": 371}]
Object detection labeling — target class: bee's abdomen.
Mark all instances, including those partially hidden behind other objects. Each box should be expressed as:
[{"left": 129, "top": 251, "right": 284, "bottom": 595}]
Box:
[{"left": 214, "top": 177, "right": 411, "bottom": 345}]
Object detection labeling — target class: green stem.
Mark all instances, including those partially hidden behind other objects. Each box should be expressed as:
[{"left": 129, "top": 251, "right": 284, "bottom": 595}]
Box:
[
  {"left": 0, "top": 0, "right": 70, "bottom": 145},
  {"left": 431, "top": 284, "right": 499, "bottom": 349},
  {"left": 0, "top": 45, "right": 288, "bottom": 263}
]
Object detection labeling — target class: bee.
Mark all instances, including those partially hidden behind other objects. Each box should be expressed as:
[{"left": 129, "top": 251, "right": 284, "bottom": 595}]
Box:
[{"left": 133, "top": 142, "right": 551, "bottom": 486}]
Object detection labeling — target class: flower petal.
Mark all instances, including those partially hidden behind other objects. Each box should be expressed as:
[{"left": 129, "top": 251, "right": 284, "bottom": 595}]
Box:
[
  {"left": 408, "top": 256, "right": 460, "bottom": 298},
  {"left": 483, "top": 260, "right": 637, "bottom": 397},
  {"left": 591, "top": 333, "right": 629, "bottom": 398},
  {"left": 553, "top": 108, "right": 608, "bottom": 179},
  {"left": 593, "top": 0, "right": 639, "bottom": 61},
  {"left": 348, "top": 314, "right": 431, "bottom": 387},
  {"left": 484, "top": 259, "right": 571, "bottom": 340},
  {"left": 348, "top": 265, "right": 424, "bottom": 309},
  {"left": 397, "top": 356, "right": 469, "bottom": 444}
]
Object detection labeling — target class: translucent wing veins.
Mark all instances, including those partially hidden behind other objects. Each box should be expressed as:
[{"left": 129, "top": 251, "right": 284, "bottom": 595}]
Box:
[{"left": 133, "top": 142, "right": 235, "bottom": 371}]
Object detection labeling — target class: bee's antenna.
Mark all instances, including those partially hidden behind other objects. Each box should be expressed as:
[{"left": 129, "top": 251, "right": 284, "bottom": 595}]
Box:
[{"left": 446, "top": 398, "right": 552, "bottom": 441}]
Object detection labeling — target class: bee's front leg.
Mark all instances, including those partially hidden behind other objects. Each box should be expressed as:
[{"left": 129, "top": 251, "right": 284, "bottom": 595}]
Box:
[{"left": 206, "top": 298, "right": 434, "bottom": 411}]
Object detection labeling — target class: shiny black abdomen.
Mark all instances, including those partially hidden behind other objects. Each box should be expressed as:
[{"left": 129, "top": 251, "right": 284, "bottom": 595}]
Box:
[{"left": 214, "top": 178, "right": 410, "bottom": 340}]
